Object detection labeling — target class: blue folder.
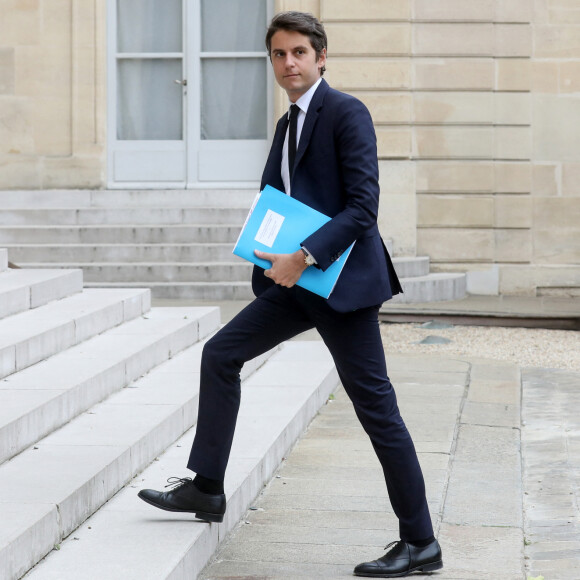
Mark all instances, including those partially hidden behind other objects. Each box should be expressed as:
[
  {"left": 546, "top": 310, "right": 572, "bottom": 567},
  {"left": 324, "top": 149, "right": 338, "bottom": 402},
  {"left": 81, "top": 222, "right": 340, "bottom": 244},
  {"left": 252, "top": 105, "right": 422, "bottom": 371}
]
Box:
[{"left": 233, "top": 184, "right": 354, "bottom": 299}]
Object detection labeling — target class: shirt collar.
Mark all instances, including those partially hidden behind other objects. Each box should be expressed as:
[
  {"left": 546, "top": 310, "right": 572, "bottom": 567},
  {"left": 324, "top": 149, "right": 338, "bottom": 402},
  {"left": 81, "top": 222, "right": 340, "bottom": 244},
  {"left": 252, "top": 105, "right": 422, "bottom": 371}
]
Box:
[{"left": 288, "top": 77, "right": 323, "bottom": 117}]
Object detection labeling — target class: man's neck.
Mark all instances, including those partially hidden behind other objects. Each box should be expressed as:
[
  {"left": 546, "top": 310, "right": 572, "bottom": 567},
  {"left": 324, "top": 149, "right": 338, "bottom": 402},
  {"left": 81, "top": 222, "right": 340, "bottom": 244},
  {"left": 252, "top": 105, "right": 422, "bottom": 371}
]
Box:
[{"left": 288, "top": 77, "right": 323, "bottom": 107}]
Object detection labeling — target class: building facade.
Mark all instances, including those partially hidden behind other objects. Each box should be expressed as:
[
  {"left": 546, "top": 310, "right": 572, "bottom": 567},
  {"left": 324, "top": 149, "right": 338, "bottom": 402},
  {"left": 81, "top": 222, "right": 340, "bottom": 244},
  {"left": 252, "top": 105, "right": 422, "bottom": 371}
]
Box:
[{"left": 1, "top": 0, "right": 580, "bottom": 297}]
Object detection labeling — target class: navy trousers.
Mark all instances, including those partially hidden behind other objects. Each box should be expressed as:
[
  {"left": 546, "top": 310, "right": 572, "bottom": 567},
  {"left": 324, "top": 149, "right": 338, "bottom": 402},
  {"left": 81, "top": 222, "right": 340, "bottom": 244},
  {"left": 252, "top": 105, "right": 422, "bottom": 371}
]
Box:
[{"left": 187, "top": 284, "right": 433, "bottom": 541}]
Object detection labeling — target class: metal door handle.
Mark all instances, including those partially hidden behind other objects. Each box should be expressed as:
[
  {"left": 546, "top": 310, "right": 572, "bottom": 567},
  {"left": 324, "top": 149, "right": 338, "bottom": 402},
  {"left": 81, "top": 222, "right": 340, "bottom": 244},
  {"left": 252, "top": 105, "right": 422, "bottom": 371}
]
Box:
[{"left": 174, "top": 79, "right": 187, "bottom": 86}]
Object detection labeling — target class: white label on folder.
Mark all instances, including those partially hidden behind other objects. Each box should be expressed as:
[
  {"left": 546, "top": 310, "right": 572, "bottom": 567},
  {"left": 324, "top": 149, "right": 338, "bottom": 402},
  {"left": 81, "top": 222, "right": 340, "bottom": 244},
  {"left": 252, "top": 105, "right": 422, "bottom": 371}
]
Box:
[{"left": 255, "top": 210, "right": 285, "bottom": 248}]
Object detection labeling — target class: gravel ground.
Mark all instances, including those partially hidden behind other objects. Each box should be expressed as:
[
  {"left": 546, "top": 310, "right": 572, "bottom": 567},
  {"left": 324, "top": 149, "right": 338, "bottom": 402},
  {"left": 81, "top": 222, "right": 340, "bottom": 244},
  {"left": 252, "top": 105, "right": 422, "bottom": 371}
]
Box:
[{"left": 380, "top": 322, "right": 580, "bottom": 371}]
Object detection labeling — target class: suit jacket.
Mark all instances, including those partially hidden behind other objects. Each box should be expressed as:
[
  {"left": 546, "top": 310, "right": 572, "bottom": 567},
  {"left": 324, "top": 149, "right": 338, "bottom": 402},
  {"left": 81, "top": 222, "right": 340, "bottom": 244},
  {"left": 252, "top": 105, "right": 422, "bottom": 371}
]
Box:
[{"left": 253, "top": 78, "right": 403, "bottom": 313}]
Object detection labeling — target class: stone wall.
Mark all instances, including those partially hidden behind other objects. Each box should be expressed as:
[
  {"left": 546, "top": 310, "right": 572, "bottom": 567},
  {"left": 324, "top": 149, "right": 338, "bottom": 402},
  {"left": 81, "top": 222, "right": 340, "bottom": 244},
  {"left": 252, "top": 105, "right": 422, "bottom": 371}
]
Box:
[
  {"left": 281, "top": 0, "right": 580, "bottom": 297},
  {"left": 1, "top": 0, "right": 579, "bottom": 296},
  {"left": 527, "top": 0, "right": 580, "bottom": 297},
  {"left": 0, "top": 0, "right": 106, "bottom": 189}
]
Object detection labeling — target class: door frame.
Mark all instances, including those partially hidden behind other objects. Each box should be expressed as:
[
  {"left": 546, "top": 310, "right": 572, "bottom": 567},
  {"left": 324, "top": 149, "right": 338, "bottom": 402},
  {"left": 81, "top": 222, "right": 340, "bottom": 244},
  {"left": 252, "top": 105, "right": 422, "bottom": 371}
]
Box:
[{"left": 106, "top": 0, "right": 274, "bottom": 189}]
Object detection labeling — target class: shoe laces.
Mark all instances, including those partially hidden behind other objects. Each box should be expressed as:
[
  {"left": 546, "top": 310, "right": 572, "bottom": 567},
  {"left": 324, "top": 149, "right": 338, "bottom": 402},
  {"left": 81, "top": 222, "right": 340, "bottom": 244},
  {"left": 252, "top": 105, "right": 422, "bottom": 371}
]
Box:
[
  {"left": 165, "top": 476, "right": 193, "bottom": 490},
  {"left": 384, "top": 540, "right": 401, "bottom": 552}
]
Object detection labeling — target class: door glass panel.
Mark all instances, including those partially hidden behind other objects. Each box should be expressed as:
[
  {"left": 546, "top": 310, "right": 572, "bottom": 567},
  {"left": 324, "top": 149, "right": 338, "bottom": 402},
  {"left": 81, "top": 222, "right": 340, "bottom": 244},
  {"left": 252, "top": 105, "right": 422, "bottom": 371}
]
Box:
[
  {"left": 201, "top": 0, "right": 266, "bottom": 52},
  {"left": 117, "top": 59, "right": 183, "bottom": 140},
  {"left": 118, "top": 0, "right": 182, "bottom": 53},
  {"left": 201, "top": 58, "right": 267, "bottom": 140}
]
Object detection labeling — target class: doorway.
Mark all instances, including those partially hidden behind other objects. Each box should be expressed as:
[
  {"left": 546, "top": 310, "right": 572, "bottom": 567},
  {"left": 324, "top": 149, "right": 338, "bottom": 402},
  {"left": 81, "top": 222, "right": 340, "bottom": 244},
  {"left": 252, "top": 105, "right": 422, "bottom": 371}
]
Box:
[{"left": 107, "top": 0, "right": 273, "bottom": 188}]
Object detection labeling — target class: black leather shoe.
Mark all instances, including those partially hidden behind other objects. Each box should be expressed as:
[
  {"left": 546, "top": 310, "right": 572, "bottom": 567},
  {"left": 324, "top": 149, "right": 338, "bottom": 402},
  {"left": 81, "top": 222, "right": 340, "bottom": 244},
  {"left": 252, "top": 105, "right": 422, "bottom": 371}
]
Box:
[
  {"left": 353, "top": 539, "right": 443, "bottom": 577},
  {"left": 138, "top": 477, "right": 226, "bottom": 523}
]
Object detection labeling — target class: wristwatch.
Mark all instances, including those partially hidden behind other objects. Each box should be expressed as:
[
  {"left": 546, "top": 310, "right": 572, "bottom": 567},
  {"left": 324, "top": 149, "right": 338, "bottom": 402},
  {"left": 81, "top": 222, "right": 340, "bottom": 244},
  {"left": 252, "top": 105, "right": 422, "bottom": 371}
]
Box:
[{"left": 301, "top": 248, "right": 316, "bottom": 267}]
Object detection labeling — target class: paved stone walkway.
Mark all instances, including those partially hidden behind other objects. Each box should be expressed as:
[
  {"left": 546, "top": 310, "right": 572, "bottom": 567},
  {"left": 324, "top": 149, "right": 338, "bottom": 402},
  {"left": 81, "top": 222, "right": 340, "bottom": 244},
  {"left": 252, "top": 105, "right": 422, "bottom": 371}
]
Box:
[
  {"left": 199, "top": 351, "right": 574, "bottom": 579},
  {"left": 522, "top": 368, "right": 580, "bottom": 579}
]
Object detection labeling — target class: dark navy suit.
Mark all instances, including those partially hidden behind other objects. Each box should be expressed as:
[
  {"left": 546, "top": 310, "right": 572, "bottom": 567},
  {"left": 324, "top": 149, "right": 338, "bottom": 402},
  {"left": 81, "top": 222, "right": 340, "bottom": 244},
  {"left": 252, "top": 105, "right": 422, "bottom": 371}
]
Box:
[
  {"left": 188, "top": 79, "right": 434, "bottom": 542},
  {"left": 254, "top": 79, "right": 401, "bottom": 312}
]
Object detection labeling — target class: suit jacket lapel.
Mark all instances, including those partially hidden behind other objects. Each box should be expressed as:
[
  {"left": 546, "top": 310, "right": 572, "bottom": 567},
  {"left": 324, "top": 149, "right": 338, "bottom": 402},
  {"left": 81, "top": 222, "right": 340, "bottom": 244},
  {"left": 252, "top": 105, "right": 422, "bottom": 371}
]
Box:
[
  {"left": 261, "top": 114, "right": 288, "bottom": 192},
  {"left": 292, "top": 78, "right": 329, "bottom": 178},
  {"left": 273, "top": 114, "right": 289, "bottom": 157}
]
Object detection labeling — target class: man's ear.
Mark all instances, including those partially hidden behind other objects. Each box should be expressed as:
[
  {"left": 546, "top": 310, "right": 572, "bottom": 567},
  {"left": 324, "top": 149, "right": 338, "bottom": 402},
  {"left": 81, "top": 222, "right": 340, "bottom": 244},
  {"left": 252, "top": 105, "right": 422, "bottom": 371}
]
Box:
[{"left": 317, "top": 48, "right": 327, "bottom": 72}]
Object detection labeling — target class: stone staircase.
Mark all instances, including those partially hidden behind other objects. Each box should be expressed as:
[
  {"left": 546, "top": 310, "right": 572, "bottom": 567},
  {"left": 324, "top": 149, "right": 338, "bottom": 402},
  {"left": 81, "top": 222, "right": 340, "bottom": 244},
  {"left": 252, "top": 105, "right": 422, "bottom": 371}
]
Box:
[
  {"left": 0, "top": 248, "right": 340, "bottom": 580},
  {"left": 0, "top": 190, "right": 465, "bottom": 302}
]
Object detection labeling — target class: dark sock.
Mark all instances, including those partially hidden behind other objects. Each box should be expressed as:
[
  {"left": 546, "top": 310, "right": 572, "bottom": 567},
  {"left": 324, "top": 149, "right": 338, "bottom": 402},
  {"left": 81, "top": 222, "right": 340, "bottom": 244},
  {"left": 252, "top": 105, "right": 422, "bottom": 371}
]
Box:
[
  {"left": 408, "top": 535, "right": 435, "bottom": 548},
  {"left": 193, "top": 474, "right": 224, "bottom": 495}
]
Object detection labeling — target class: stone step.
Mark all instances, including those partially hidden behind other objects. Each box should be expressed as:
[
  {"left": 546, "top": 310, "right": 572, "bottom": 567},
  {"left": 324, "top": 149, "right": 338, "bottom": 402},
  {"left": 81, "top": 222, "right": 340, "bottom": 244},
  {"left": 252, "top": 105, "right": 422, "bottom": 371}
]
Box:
[
  {"left": 0, "top": 305, "right": 218, "bottom": 466},
  {"left": 395, "top": 272, "right": 467, "bottom": 303},
  {"left": 0, "top": 322, "right": 284, "bottom": 580},
  {"left": 0, "top": 207, "right": 250, "bottom": 226},
  {"left": 85, "top": 281, "right": 254, "bottom": 301},
  {"left": 0, "top": 249, "right": 7, "bottom": 272},
  {"left": 0, "top": 225, "right": 242, "bottom": 244},
  {"left": 0, "top": 189, "right": 258, "bottom": 209},
  {"left": 5, "top": 243, "right": 237, "bottom": 263},
  {"left": 0, "top": 268, "right": 83, "bottom": 321},
  {"left": 8, "top": 250, "right": 428, "bottom": 279},
  {"left": 18, "top": 264, "right": 462, "bottom": 303},
  {"left": 84, "top": 272, "right": 461, "bottom": 302},
  {"left": 19, "top": 262, "right": 253, "bottom": 284},
  {"left": 392, "top": 256, "right": 430, "bottom": 279},
  {"left": 0, "top": 288, "right": 150, "bottom": 382},
  {"left": 19, "top": 259, "right": 435, "bottom": 286},
  {"left": 20, "top": 341, "right": 339, "bottom": 580}
]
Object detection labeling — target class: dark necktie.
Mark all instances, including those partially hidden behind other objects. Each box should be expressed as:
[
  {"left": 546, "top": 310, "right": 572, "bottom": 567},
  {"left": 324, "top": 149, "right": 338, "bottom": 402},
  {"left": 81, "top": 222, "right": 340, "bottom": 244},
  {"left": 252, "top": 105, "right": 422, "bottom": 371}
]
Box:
[{"left": 288, "top": 104, "right": 299, "bottom": 175}]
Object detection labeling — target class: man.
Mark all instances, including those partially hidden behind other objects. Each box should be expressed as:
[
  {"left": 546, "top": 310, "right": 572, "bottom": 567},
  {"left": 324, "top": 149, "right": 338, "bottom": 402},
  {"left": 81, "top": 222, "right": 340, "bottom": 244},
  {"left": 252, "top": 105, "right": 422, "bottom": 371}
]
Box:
[{"left": 139, "top": 11, "right": 443, "bottom": 578}]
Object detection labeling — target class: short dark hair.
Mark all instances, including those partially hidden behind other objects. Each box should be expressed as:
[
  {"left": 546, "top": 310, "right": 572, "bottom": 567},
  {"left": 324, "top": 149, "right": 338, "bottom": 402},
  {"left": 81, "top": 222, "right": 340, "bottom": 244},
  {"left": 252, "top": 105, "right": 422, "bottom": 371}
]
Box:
[{"left": 265, "top": 11, "right": 327, "bottom": 75}]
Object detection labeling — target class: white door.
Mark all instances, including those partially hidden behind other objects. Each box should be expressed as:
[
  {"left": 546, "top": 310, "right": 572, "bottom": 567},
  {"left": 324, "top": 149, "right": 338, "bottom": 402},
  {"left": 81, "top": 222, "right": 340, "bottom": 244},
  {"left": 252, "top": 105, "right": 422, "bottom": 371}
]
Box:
[
  {"left": 188, "top": 0, "right": 272, "bottom": 184},
  {"left": 108, "top": 0, "right": 272, "bottom": 188}
]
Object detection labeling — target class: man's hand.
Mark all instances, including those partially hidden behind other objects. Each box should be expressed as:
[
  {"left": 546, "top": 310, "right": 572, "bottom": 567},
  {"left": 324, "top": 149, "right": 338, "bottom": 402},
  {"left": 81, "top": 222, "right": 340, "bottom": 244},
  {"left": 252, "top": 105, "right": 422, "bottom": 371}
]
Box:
[{"left": 255, "top": 249, "right": 308, "bottom": 288}]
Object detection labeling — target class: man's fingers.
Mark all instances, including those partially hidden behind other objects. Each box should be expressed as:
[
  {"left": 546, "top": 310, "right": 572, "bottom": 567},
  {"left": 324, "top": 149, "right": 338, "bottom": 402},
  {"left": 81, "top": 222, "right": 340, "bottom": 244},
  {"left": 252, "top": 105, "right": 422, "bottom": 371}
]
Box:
[
  {"left": 256, "top": 250, "right": 275, "bottom": 280},
  {"left": 255, "top": 249, "right": 275, "bottom": 263}
]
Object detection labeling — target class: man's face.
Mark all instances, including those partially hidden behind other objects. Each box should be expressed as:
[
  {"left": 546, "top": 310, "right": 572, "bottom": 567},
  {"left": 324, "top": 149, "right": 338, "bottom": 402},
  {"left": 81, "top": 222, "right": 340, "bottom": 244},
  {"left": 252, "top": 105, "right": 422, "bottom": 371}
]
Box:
[{"left": 270, "top": 29, "right": 326, "bottom": 102}]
